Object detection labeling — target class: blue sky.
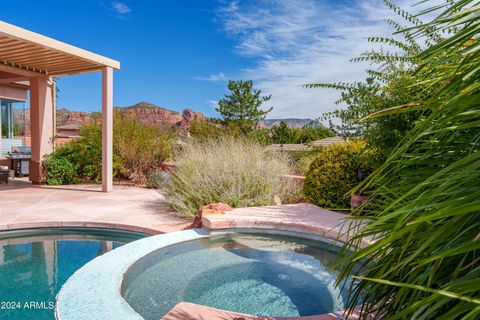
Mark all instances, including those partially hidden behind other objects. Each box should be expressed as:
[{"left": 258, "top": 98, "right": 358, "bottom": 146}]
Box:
[{"left": 1, "top": 1, "right": 415, "bottom": 118}]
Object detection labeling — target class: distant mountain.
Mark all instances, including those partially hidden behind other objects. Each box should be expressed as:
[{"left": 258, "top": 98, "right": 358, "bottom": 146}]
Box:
[
  {"left": 14, "top": 102, "right": 318, "bottom": 136},
  {"left": 261, "top": 118, "right": 315, "bottom": 128},
  {"left": 121, "top": 101, "right": 179, "bottom": 113},
  {"left": 13, "top": 101, "right": 205, "bottom": 136},
  {"left": 118, "top": 101, "right": 204, "bottom": 128}
]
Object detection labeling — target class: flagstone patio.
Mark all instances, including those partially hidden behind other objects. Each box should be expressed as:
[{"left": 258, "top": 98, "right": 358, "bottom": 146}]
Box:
[{"left": 0, "top": 180, "right": 189, "bottom": 234}]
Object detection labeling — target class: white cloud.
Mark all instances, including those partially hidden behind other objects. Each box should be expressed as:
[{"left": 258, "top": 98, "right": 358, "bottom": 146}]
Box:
[
  {"left": 194, "top": 72, "right": 227, "bottom": 82},
  {"left": 112, "top": 2, "right": 131, "bottom": 14},
  {"left": 207, "top": 99, "right": 219, "bottom": 109},
  {"left": 214, "top": 0, "right": 424, "bottom": 119}
]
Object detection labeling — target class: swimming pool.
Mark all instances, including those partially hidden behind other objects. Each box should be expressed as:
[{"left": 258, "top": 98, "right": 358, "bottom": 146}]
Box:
[
  {"left": 0, "top": 228, "right": 145, "bottom": 320},
  {"left": 122, "top": 232, "right": 356, "bottom": 319}
]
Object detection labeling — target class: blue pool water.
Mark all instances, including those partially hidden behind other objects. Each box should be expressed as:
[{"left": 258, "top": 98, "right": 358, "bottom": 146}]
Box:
[
  {"left": 0, "top": 228, "right": 145, "bottom": 320},
  {"left": 123, "top": 233, "right": 355, "bottom": 319}
]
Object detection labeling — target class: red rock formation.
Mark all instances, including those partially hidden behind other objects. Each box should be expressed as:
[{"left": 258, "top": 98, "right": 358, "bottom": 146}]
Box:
[
  {"left": 179, "top": 108, "right": 205, "bottom": 129},
  {"left": 12, "top": 102, "right": 206, "bottom": 137},
  {"left": 121, "top": 102, "right": 183, "bottom": 126},
  {"left": 57, "top": 108, "right": 92, "bottom": 127}
]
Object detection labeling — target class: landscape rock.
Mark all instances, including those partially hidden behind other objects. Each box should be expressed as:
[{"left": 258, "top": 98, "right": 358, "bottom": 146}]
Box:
[
  {"left": 184, "top": 203, "right": 233, "bottom": 229},
  {"left": 273, "top": 195, "right": 282, "bottom": 205}
]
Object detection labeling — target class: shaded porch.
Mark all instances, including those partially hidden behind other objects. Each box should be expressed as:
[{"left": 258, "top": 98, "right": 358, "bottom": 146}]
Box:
[{"left": 0, "top": 20, "right": 120, "bottom": 192}]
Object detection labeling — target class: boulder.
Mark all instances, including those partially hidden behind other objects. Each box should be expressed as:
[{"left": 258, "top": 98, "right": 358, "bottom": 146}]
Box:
[
  {"left": 184, "top": 203, "right": 232, "bottom": 229},
  {"left": 272, "top": 195, "right": 282, "bottom": 205}
]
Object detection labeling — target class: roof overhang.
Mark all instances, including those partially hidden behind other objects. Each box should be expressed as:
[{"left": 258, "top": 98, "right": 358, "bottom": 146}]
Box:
[{"left": 0, "top": 20, "right": 120, "bottom": 77}]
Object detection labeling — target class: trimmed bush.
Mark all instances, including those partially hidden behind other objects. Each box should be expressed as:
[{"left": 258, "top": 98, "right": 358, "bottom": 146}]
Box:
[
  {"left": 303, "top": 140, "right": 374, "bottom": 209},
  {"left": 44, "top": 155, "right": 79, "bottom": 185},
  {"left": 160, "top": 138, "right": 300, "bottom": 218}
]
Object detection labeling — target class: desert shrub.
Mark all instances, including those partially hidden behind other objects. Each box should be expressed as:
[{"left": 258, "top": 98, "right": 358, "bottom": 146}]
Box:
[
  {"left": 188, "top": 118, "right": 273, "bottom": 145},
  {"left": 44, "top": 113, "right": 173, "bottom": 185},
  {"left": 114, "top": 114, "right": 173, "bottom": 185},
  {"left": 296, "top": 154, "right": 317, "bottom": 176},
  {"left": 274, "top": 147, "right": 324, "bottom": 175},
  {"left": 188, "top": 119, "right": 241, "bottom": 142},
  {"left": 161, "top": 138, "right": 300, "bottom": 218},
  {"left": 246, "top": 127, "right": 272, "bottom": 145},
  {"left": 303, "top": 140, "right": 375, "bottom": 209},
  {"left": 270, "top": 121, "right": 335, "bottom": 144},
  {"left": 44, "top": 155, "right": 79, "bottom": 185}
]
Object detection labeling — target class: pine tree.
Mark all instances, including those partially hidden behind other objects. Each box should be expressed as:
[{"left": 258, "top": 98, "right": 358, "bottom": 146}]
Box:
[{"left": 215, "top": 80, "right": 272, "bottom": 129}]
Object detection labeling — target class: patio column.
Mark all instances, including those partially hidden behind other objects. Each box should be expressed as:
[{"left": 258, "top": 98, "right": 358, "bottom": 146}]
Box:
[
  {"left": 29, "top": 77, "right": 55, "bottom": 184},
  {"left": 102, "top": 67, "right": 113, "bottom": 192},
  {"left": 0, "top": 118, "right": 2, "bottom": 157}
]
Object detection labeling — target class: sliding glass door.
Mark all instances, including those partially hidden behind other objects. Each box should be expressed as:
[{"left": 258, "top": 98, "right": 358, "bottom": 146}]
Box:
[{"left": 1, "top": 99, "right": 14, "bottom": 139}]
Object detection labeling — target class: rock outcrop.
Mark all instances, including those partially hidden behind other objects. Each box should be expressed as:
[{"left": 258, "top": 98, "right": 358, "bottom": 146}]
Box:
[
  {"left": 57, "top": 108, "right": 92, "bottom": 127},
  {"left": 179, "top": 108, "right": 205, "bottom": 129},
  {"left": 12, "top": 101, "right": 206, "bottom": 137},
  {"left": 121, "top": 101, "right": 183, "bottom": 126}
]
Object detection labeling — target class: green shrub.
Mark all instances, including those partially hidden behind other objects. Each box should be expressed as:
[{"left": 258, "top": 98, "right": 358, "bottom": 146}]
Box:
[
  {"left": 43, "top": 112, "right": 173, "bottom": 185},
  {"left": 48, "top": 124, "right": 103, "bottom": 182},
  {"left": 114, "top": 114, "right": 173, "bottom": 185},
  {"left": 44, "top": 155, "right": 79, "bottom": 185},
  {"left": 160, "top": 138, "right": 300, "bottom": 218},
  {"left": 188, "top": 119, "right": 241, "bottom": 142},
  {"left": 303, "top": 140, "right": 374, "bottom": 209},
  {"left": 285, "top": 147, "right": 324, "bottom": 175},
  {"left": 296, "top": 154, "right": 317, "bottom": 176},
  {"left": 270, "top": 121, "right": 335, "bottom": 144}
]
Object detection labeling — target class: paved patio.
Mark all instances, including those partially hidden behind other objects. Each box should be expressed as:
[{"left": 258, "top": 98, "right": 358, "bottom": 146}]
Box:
[
  {"left": 203, "top": 203, "right": 370, "bottom": 247},
  {"left": 0, "top": 180, "right": 189, "bottom": 234}
]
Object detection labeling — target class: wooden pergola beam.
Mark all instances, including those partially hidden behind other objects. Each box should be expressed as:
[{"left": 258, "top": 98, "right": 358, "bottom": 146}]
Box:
[{"left": 0, "top": 21, "right": 120, "bottom": 72}]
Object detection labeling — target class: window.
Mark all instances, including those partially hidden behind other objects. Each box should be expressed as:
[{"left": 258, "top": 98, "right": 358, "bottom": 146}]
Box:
[{"left": 1, "top": 99, "right": 25, "bottom": 139}]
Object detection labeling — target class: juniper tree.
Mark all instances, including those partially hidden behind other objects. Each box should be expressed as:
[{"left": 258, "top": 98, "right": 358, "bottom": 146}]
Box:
[{"left": 215, "top": 80, "right": 272, "bottom": 130}]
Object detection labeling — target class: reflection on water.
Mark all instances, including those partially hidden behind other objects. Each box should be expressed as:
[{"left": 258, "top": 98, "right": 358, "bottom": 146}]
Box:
[{"left": 0, "top": 229, "right": 144, "bottom": 320}]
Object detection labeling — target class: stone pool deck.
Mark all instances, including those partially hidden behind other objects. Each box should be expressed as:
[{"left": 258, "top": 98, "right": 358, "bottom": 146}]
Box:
[
  {"left": 0, "top": 180, "right": 189, "bottom": 234},
  {"left": 203, "top": 203, "right": 368, "bottom": 247},
  {"left": 163, "top": 302, "right": 366, "bottom": 320}
]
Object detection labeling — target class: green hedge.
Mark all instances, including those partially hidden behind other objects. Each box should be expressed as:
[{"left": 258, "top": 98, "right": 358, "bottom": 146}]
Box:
[{"left": 303, "top": 140, "right": 374, "bottom": 209}]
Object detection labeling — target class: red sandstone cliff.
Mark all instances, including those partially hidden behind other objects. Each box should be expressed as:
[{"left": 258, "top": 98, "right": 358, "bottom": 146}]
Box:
[
  {"left": 12, "top": 101, "right": 205, "bottom": 136},
  {"left": 57, "top": 108, "right": 92, "bottom": 127},
  {"left": 121, "top": 102, "right": 204, "bottom": 127}
]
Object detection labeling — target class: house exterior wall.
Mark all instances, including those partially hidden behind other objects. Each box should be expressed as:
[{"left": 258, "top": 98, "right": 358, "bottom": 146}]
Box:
[{"left": 0, "top": 85, "right": 28, "bottom": 102}]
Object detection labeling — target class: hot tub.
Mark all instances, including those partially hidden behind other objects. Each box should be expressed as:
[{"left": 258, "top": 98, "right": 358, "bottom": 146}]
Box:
[
  {"left": 122, "top": 233, "right": 355, "bottom": 319},
  {"left": 55, "top": 229, "right": 360, "bottom": 320}
]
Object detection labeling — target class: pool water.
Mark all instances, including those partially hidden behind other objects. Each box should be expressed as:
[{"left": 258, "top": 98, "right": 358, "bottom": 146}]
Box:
[
  {"left": 0, "top": 228, "right": 145, "bottom": 320},
  {"left": 123, "top": 233, "right": 355, "bottom": 319}
]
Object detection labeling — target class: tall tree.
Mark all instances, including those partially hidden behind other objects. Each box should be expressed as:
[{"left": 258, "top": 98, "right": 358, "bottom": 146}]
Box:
[{"left": 215, "top": 80, "right": 272, "bottom": 129}]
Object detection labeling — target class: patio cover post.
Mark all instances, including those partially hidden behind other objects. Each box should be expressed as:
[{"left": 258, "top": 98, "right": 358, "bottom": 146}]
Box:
[
  {"left": 102, "top": 66, "right": 113, "bottom": 192},
  {"left": 0, "top": 117, "right": 2, "bottom": 157},
  {"left": 29, "top": 76, "right": 55, "bottom": 183}
]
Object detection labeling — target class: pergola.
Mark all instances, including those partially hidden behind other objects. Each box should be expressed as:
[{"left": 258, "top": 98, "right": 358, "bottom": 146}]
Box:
[{"left": 0, "top": 20, "right": 120, "bottom": 192}]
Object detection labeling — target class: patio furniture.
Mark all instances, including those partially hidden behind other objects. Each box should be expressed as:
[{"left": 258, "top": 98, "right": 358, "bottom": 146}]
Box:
[{"left": 0, "top": 170, "right": 8, "bottom": 183}]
